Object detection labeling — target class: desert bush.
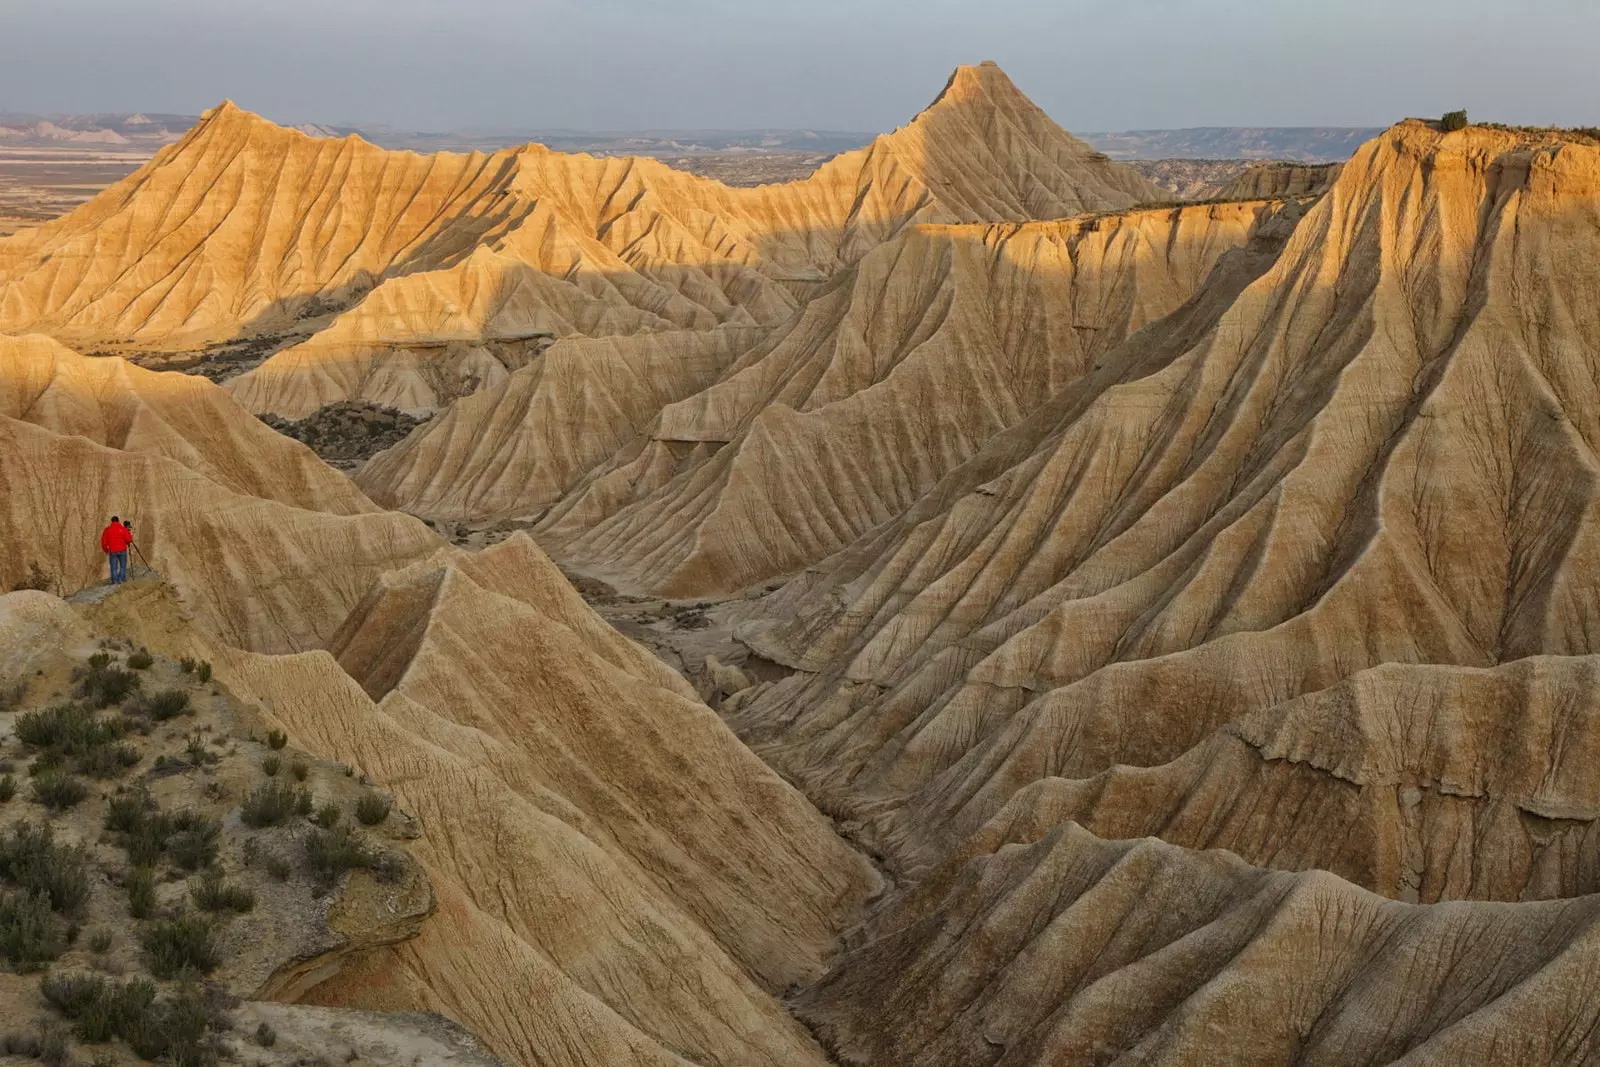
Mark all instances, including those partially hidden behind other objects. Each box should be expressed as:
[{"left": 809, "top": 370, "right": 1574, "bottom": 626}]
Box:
[
  {"left": 126, "top": 648, "right": 154, "bottom": 670},
  {"left": 31, "top": 772, "right": 90, "bottom": 811},
  {"left": 88, "top": 929, "right": 112, "bottom": 953},
  {"left": 190, "top": 870, "right": 254, "bottom": 915},
  {"left": 125, "top": 866, "right": 155, "bottom": 919},
  {"left": 36, "top": 1024, "right": 69, "bottom": 1067},
  {"left": 264, "top": 729, "right": 287, "bottom": 751},
  {"left": 75, "top": 661, "right": 141, "bottom": 708},
  {"left": 0, "top": 890, "right": 71, "bottom": 969},
  {"left": 1442, "top": 109, "right": 1469, "bottom": 131},
  {"left": 255, "top": 1021, "right": 276, "bottom": 1047},
  {"left": 140, "top": 913, "right": 219, "bottom": 978},
  {"left": 0, "top": 683, "right": 26, "bottom": 712},
  {"left": 0, "top": 775, "right": 15, "bottom": 803},
  {"left": 16, "top": 703, "right": 128, "bottom": 753},
  {"left": 43, "top": 974, "right": 227, "bottom": 1065},
  {"left": 0, "top": 823, "right": 90, "bottom": 916},
  {"left": 125, "top": 688, "right": 190, "bottom": 723},
  {"left": 41, "top": 972, "right": 156, "bottom": 1042},
  {"left": 125, "top": 982, "right": 231, "bottom": 1066},
  {"left": 166, "top": 812, "right": 221, "bottom": 872},
  {"left": 0, "top": 1032, "right": 41, "bottom": 1055},
  {"left": 290, "top": 760, "right": 308, "bottom": 782},
  {"left": 264, "top": 856, "right": 291, "bottom": 882},
  {"left": 261, "top": 755, "right": 281, "bottom": 777},
  {"left": 239, "top": 781, "right": 308, "bottom": 828},
  {"left": 109, "top": 792, "right": 218, "bottom": 870},
  {"left": 303, "top": 825, "right": 376, "bottom": 890},
  {"left": 312, "top": 802, "right": 341, "bottom": 829},
  {"left": 354, "top": 790, "right": 391, "bottom": 826}
]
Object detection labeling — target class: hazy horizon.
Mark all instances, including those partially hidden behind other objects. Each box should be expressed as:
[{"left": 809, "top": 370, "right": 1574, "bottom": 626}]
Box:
[{"left": 4, "top": 0, "right": 1598, "bottom": 134}]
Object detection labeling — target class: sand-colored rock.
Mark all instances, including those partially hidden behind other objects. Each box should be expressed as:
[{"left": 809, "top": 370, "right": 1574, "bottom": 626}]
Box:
[
  {"left": 730, "top": 121, "right": 1600, "bottom": 896},
  {"left": 363, "top": 201, "right": 1283, "bottom": 593},
  {"left": 1216, "top": 160, "right": 1342, "bottom": 199},
  {"left": 801, "top": 822, "right": 1600, "bottom": 1067},
  {"left": 194, "top": 535, "right": 881, "bottom": 1067},
  {"left": 0, "top": 338, "right": 439, "bottom": 649},
  {"left": 0, "top": 332, "right": 374, "bottom": 513}
]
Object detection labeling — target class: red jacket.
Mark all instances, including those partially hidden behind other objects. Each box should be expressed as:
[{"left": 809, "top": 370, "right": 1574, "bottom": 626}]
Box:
[{"left": 100, "top": 522, "right": 132, "bottom": 553}]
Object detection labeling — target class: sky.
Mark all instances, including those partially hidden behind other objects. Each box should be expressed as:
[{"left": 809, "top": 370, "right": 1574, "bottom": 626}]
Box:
[{"left": 3, "top": 0, "right": 1598, "bottom": 133}]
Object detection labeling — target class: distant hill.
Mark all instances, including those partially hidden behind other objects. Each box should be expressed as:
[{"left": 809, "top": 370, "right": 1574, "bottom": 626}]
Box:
[{"left": 1083, "top": 126, "right": 1386, "bottom": 162}]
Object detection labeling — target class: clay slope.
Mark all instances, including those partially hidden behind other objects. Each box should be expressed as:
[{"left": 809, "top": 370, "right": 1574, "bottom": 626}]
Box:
[
  {"left": 210, "top": 534, "right": 879, "bottom": 1067},
  {"left": 728, "top": 120, "right": 1600, "bottom": 890},
  {"left": 802, "top": 822, "right": 1600, "bottom": 1067},
  {"left": 364, "top": 201, "right": 1283, "bottom": 593},
  {"left": 0, "top": 337, "right": 439, "bottom": 650},
  {"left": 0, "top": 62, "right": 1158, "bottom": 414},
  {"left": 215, "top": 61, "right": 1160, "bottom": 417},
  {"left": 961, "top": 655, "right": 1600, "bottom": 903},
  {"left": 0, "top": 104, "right": 527, "bottom": 347},
  {"left": 0, "top": 332, "right": 374, "bottom": 514}
]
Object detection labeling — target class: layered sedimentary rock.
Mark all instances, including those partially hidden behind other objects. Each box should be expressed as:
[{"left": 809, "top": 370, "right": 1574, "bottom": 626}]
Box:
[
  {"left": 366, "top": 200, "right": 1284, "bottom": 593},
  {"left": 801, "top": 822, "right": 1600, "bottom": 1067},
  {"left": 211, "top": 535, "right": 879, "bottom": 1067},
  {"left": 730, "top": 120, "right": 1600, "bottom": 898},
  {"left": 0, "top": 333, "right": 373, "bottom": 513},
  {"left": 0, "top": 336, "right": 438, "bottom": 650},
  {"left": 1217, "top": 160, "right": 1342, "bottom": 199}
]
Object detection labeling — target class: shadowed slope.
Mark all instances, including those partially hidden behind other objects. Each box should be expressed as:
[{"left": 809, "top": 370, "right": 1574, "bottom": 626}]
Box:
[
  {"left": 727, "top": 120, "right": 1600, "bottom": 890},
  {"left": 361, "top": 200, "right": 1281, "bottom": 594},
  {"left": 215, "top": 535, "right": 880, "bottom": 1067},
  {"left": 801, "top": 822, "right": 1600, "bottom": 1067},
  {"left": 0, "top": 332, "right": 374, "bottom": 513}
]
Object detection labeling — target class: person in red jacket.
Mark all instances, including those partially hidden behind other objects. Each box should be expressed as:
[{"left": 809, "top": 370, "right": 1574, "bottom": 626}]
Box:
[{"left": 100, "top": 516, "right": 133, "bottom": 585}]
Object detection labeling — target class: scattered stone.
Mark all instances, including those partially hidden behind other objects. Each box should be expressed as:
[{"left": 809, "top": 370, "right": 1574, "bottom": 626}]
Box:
[{"left": 258, "top": 402, "right": 430, "bottom": 471}]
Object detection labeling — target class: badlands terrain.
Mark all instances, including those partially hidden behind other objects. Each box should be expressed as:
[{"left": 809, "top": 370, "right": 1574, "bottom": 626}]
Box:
[{"left": 1, "top": 59, "right": 1599, "bottom": 1065}]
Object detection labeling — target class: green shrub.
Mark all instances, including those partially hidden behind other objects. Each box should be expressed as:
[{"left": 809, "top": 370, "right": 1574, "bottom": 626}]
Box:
[
  {"left": 140, "top": 913, "right": 219, "bottom": 978},
  {"left": 255, "top": 1021, "right": 276, "bottom": 1047},
  {"left": 261, "top": 755, "right": 281, "bottom": 777},
  {"left": 74, "top": 742, "right": 140, "bottom": 780},
  {"left": 126, "top": 688, "right": 190, "bottom": 722},
  {"left": 31, "top": 772, "right": 89, "bottom": 811},
  {"left": 125, "top": 867, "right": 155, "bottom": 919},
  {"left": 88, "top": 929, "right": 112, "bottom": 953},
  {"left": 0, "top": 682, "right": 26, "bottom": 712},
  {"left": 41, "top": 972, "right": 156, "bottom": 1042},
  {"left": 354, "top": 790, "right": 391, "bottom": 826},
  {"left": 36, "top": 1024, "right": 69, "bottom": 1067},
  {"left": 125, "top": 983, "right": 230, "bottom": 1066},
  {"left": 264, "top": 856, "right": 291, "bottom": 882},
  {"left": 290, "top": 760, "right": 308, "bottom": 782},
  {"left": 87, "top": 652, "right": 111, "bottom": 670},
  {"left": 1442, "top": 109, "right": 1469, "bottom": 131},
  {"left": 42, "top": 974, "right": 226, "bottom": 1066},
  {"left": 194, "top": 661, "right": 212, "bottom": 684},
  {"left": 126, "top": 648, "right": 154, "bottom": 670},
  {"left": 191, "top": 870, "right": 254, "bottom": 914},
  {"left": 75, "top": 662, "right": 141, "bottom": 708},
  {"left": 239, "top": 781, "right": 307, "bottom": 828},
  {"left": 0, "top": 890, "right": 71, "bottom": 969},
  {"left": 0, "top": 775, "right": 15, "bottom": 803},
  {"left": 16, "top": 703, "right": 128, "bottom": 753},
  {"left": 313, "top": 803, "right": 341, "bottom": 829},
  {"left": 165, "top": 812, "right": 221, "bottom": 871},
  {"left": 0, "top": 823, "right": 90, "bottom": 915},
  {"left": 303, "top": 825, "right": 376, "bottom": 889},
  {"left": 264, "top": 729, "right": 287, "bottom": 751}
]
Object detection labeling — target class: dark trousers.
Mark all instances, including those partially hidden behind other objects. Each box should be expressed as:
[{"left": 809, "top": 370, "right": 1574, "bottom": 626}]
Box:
[{"left": 108, "top": 551, "right": 128, "bottom": 584}]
